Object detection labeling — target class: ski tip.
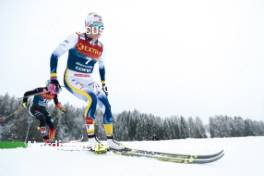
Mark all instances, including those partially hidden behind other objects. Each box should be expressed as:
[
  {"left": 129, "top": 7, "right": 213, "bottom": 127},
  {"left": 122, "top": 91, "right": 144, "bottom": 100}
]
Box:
[
  {"left": 219, "top": 149, "right": 225, "bottom": 155},
  {"left": 195, "top": 152, "right": 225, "bottom": 164}
]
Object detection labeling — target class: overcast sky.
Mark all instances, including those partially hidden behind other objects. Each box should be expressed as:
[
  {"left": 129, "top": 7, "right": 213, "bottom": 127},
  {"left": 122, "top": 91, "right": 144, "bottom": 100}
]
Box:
[{"left": 0, "top": 0, "right": 264, "bottom": 121}]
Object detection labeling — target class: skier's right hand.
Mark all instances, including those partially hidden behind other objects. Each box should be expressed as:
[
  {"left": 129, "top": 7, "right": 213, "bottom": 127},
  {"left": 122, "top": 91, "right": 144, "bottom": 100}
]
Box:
[{"left": 21, "top": 101, "right": 28, "bottom": 109}]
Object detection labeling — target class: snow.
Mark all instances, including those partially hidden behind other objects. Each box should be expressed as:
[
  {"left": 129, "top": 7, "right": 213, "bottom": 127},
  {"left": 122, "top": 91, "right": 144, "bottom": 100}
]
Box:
[{"left": 0, "top": 137, "right": 263, "bottom": 176}]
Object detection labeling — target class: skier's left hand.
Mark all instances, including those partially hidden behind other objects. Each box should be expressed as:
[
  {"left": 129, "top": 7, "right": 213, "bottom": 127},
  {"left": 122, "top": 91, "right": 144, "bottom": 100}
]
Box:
[
  {"left": 56, "top": 103, "right": 66, "bottom": 113},
  {"left": 102, "top": 82, "right": 108, "bottom": 96}
]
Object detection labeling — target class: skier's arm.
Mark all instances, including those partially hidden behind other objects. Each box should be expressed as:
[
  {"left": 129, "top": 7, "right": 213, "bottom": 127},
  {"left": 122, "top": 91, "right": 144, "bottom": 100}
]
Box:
[
  {"left": 53, "top": 94, "right": 59, "bottom": 105},
  {"left": 50, "top": 34, "right": 78, "bottom": 79},
  {"left": 99, "top": 60, "right": 106, "bottom": 84},
  {"left": 53, "top": 95, "right": 66, "bottom": 112},
  {"left": 22, "top": 88, "right": 46, "bottom": 104},
  {"left": 98, "top": 52, "right": 106, "bottom": 83},
  {"left": 99, "top": 55, "right": 108, "bottom": 96}
]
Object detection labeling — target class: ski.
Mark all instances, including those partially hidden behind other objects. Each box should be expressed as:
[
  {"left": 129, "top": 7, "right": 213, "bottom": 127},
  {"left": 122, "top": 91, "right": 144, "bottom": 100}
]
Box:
[
  {"left": 44, "top": 141, "right": 224, "bottom": 164},
  {"left": 113, "top": 147, "right": 224, "bottom": 159},
  {"left": 111, "top": 147, "right": 224, "bottom": 164},
  {"left": 58, "top": 145, "right": 109, "bottom": 154},
  {"left": 55, "top": 142, "right": 108, "bottom": 154},
  {"left": 159, "top": 153, "right": 224, "bottom": 164}
]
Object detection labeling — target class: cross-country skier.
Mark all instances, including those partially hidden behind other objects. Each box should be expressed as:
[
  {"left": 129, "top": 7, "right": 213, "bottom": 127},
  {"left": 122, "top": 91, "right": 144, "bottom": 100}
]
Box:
[
  {"left": 22, "top": 81, "right": 65, "bottom": 143},
  {"left": 48, "top": 12, "right": 124, "bottom": 152}
]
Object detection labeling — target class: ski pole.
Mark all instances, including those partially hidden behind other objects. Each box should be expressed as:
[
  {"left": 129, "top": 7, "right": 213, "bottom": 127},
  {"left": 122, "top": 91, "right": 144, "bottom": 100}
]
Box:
[
  {"left": 0, "top": 92, "right": 45, "bottom": 121},
  {"left": 24, "top": 118, "right": 33, "bottom": 143},
  {"left": 0, "top": 106, "right": 23, "bottom": 121}
]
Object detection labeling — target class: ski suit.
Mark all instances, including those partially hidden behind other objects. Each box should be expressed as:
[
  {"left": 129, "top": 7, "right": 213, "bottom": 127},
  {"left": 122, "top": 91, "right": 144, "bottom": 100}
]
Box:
[
  {"left": 50, "top": 33, "right": 113, "bottom": 138},
  {"left": 23, "top": 87, "right": 59, "bottom": 141}
]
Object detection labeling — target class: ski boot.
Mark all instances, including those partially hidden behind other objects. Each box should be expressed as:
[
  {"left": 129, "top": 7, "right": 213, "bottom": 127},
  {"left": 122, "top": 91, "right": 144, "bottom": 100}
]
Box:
[
  {"left": 85, "top": 117, "right": 108, "bottom": 153},
  {"left": 38, "top": 127, "right": 50, "bottom": 146},
  {"left": 107, "top": 136, "right": 127, "bottom": 151},
  {"left": 103, "top": 123, "right": 127, "bottom": 151},
  {"left": 88, "top": 136, "right": 108, "bottom": 154}
]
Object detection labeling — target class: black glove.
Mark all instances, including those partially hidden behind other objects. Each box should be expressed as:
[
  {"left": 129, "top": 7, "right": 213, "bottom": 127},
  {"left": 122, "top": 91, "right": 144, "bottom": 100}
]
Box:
[
  {"left": 102, "top": 83, "right": 108, "bottom": 96},
  {"left": 21, "top": 101, "right": 29, "bottom": 109}
]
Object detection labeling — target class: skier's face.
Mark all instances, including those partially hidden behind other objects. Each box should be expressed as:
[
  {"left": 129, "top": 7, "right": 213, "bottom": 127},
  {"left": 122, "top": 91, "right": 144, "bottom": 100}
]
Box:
[{"left": 85, "top": 22, "right": 104, "bottom": 39}]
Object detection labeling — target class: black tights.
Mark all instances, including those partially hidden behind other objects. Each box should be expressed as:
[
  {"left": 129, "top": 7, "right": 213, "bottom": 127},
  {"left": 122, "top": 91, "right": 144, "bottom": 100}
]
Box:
[{"left": 30, "top": 106, "right": 54, "bottom": 129}]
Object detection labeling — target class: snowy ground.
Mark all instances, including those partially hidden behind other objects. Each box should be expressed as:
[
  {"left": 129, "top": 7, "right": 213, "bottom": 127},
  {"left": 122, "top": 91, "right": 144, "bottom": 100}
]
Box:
[{"left": 0, "top": 137, "right": 263, "bottom": 176}]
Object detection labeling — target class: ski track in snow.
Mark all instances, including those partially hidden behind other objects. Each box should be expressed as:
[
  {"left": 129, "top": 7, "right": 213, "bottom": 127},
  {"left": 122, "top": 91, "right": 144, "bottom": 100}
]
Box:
[{"left": 0, "top": 137, "right": 263, "bottom": 176}]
